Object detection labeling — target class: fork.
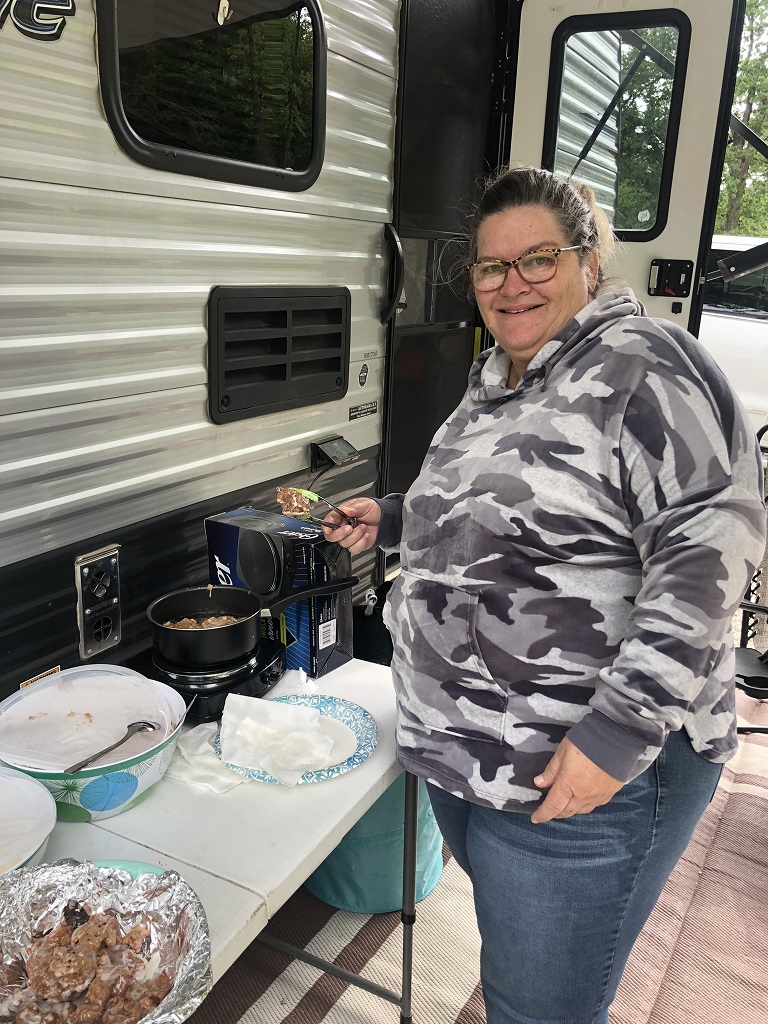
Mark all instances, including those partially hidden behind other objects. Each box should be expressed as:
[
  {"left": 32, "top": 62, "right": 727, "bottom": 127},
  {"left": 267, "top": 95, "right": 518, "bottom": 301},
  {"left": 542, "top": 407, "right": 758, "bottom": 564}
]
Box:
[
  {"left": 311, "top": 494, "right": 358, "bottom": 528},
  {"left": 291, "top": 488, "right": 357, "bottom": 528},
  {"left": 302, "top": 514, "right": 357, "bottom": 530}
]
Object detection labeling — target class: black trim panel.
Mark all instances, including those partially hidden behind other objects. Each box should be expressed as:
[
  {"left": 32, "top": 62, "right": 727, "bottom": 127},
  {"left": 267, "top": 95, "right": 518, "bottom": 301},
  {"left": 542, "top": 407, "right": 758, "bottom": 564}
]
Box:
[{"left": 688, "top": 0, "right": 746, "bottom": 336}]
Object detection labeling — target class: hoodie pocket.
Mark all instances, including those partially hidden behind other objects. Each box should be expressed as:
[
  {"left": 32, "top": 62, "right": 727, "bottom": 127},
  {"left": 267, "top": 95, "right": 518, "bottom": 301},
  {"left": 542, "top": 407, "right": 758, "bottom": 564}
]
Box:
[{"left": 384, "top": 570, "right": 507, "bottom": 745}]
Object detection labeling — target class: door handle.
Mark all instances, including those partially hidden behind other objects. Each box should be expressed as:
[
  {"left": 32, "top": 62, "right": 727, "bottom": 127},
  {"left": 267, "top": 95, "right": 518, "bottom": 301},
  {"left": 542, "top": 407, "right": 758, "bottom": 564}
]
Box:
[{"left": 380, "top": 222, "right": 405, "bottom": 324}]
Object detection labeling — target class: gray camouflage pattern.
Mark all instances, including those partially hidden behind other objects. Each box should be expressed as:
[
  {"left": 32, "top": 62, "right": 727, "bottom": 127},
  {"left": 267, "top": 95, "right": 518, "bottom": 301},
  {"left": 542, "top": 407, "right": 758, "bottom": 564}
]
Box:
[{"left": 381, "top": 289, "right": 766, "bottom": 811}]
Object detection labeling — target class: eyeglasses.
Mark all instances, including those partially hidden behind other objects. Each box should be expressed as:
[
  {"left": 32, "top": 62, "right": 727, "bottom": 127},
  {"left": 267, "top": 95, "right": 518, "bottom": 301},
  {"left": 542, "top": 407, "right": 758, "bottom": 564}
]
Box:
[{"left": 468, "top": 246, "right": 583, "bottom": 291}]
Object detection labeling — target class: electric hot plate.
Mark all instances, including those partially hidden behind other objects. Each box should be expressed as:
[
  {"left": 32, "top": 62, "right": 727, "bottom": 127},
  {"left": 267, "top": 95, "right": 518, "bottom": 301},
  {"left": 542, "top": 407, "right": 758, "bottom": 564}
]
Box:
[{"left": 125, "top": 637, "right": 286, "bottom": 723}]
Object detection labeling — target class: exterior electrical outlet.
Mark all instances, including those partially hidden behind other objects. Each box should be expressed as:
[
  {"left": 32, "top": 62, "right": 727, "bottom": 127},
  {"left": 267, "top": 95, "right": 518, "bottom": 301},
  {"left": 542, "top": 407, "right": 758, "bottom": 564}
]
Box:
[{"left": 75, "top": 546, "right": 122, "bottom": 660}]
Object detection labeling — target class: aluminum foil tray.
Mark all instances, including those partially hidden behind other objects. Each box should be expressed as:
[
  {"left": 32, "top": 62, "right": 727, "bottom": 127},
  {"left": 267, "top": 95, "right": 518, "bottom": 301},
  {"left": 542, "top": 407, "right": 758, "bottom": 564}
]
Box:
[{"left": 0, "top": 859, "right": 212, "bottom": 1023}]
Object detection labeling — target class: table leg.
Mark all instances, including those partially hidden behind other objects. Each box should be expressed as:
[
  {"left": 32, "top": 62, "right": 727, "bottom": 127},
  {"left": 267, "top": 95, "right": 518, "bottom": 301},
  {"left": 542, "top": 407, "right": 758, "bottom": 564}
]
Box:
[
  {"left": 400, "top": 770, "right": 419, "bottom": 1024},
  {"left": 256, "top": 933, "right": 402, "bottom": 1004},
  {"left": 255, "top": 770, "right": 420, "bottom": 1021}
]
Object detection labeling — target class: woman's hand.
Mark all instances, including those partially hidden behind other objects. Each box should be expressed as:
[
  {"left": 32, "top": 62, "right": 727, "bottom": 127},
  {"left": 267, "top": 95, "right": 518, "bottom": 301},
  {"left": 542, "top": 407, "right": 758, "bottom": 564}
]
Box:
[
  {"left": 321, "top": 497, "right": 382, "bottom": 555},
  {"left": 530, "top": 737, "right": 624, "bottom": 823}
]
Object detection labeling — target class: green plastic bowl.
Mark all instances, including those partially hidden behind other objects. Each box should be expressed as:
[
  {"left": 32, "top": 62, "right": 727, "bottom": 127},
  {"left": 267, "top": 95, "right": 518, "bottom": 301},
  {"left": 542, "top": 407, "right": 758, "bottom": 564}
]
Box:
[
  {"left": 0, "top": 668, "right": 187, "bottom": 822},
  {"left": 14, "top": 722, "right": 184, "bottom": 822}
]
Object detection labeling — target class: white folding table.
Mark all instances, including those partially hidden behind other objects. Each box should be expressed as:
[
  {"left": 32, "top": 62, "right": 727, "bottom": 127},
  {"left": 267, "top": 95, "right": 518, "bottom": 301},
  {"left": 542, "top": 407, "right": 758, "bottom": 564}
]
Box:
[{"left": 43, "top": 659, "right": 420, "bottom": 1023}]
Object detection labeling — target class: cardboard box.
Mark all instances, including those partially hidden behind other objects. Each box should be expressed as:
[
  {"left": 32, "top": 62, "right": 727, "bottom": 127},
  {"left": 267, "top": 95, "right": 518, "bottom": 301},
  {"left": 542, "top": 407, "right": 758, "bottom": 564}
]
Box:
[{"left": 204, "top": 507, "right": 353, "bottom": 678}]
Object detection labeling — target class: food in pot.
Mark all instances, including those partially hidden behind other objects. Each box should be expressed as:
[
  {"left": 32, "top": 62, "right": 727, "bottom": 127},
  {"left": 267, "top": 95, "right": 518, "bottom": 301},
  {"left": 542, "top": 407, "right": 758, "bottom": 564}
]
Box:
[
  {"left": 275, "top": 486, "right": 314, "bottom": 517},
  {"left": 0, "top": 900, "right": 172, "bottom": 1024},
  {"left": 162, "top": 615, "right": 245, "bottom": 629}
]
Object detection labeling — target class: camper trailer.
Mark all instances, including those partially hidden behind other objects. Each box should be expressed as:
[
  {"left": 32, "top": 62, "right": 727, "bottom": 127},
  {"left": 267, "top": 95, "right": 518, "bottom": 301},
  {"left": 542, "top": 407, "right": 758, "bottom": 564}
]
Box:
[{"left": 0, "top": 0, "right": 757, "bottom": 695}]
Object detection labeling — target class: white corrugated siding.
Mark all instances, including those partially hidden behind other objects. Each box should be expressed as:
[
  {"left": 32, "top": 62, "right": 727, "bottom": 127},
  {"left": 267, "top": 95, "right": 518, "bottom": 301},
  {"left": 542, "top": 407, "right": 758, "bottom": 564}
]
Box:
[
  {"left": 0, "top": 0, "right": 400, "bottom": 567},
  {"left": 553, "top": 30, "right": 620, "bottom": 219}
]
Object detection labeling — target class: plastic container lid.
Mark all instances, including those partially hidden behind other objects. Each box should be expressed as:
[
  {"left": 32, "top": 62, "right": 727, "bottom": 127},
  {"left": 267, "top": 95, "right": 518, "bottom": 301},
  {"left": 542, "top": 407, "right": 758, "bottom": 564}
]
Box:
[
  {"left": 0, "top": 766, "right": 57, "bottom": 874},
  {"left": 93, "top": 860, "right": 166, "bottom": 879},
  {"left": 0, "top": 665, "right": 178, "bottom": 772}
]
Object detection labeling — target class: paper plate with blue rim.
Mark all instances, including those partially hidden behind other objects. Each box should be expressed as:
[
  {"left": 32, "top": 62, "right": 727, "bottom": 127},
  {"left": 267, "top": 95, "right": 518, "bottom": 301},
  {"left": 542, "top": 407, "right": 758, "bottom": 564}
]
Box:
[{"left": 214, "top": 694, "right": 378, "bottom": 784}]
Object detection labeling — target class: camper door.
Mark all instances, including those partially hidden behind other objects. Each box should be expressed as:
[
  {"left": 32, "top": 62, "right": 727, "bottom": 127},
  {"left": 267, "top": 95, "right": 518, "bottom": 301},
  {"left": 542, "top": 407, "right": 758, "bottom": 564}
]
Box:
[{"left": 509, "top": 0, "right": 742, "bottom": 333}]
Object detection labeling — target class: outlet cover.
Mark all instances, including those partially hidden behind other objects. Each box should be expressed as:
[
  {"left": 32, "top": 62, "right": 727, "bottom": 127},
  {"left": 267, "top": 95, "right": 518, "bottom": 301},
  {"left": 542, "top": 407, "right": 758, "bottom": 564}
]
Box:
[{"left": 75, "top": 545, "right": 122, "bottom": 659}]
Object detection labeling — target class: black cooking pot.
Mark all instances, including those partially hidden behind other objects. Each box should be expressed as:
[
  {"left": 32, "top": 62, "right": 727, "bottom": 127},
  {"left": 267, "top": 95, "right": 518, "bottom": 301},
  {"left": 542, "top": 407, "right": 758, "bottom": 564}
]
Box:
[{"left": 147, "top": 578, "right": 358, "bottom": 668}]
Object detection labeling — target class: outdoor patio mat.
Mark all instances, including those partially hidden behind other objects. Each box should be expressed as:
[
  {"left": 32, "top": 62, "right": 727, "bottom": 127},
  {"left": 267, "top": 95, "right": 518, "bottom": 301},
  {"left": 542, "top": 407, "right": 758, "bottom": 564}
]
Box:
[
  {"left": 188, "top": 695, "right": 768, "bottom": 1024},
  {"left": 611, "top": 693, "right": 768, "bottom": 1024},
  {"left": 187, "top": 847, "right": 484, "bottom": 1024}
]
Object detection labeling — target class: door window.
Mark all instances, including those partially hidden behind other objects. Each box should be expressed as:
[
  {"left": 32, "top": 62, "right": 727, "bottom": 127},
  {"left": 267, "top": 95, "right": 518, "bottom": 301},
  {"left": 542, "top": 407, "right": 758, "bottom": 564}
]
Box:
[
  {"left": 97, "top": 0, "right": 325, "bottom": 191},
  {"left": 544, "top": 14, "right": 690, "bottom": 239}
]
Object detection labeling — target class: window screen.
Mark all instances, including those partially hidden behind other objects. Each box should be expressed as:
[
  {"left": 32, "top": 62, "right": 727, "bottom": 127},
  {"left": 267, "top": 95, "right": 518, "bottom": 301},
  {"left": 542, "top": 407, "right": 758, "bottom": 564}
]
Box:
[
  {"left": 97, "top": 0, "right": 325, "bottom": 191},
  {"left": 544, "top": 13, "right": 690, "bottom": 240}
]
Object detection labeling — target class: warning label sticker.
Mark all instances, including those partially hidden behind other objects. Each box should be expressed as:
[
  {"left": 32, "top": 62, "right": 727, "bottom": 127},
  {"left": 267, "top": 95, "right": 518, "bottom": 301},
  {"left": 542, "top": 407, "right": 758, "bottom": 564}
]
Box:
[{"left": 349, "top": 401, "right": 378, "bottom": 420}]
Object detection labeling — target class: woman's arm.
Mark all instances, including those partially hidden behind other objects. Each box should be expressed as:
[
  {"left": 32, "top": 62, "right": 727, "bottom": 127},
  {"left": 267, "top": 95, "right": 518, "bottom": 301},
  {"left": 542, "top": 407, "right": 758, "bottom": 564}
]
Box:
[
  {"left": 532, "top": 324, "right": 765, "bottom": 821},
  {"left": 566, "top": 327, "right": 765, "bottom": 784}
]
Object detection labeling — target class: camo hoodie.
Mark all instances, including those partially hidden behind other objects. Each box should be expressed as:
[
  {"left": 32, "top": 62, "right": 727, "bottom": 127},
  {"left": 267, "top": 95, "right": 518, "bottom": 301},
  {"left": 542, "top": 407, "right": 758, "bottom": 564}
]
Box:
[{"left": 379, "top": 288, "right": 766, "bottom": 812}]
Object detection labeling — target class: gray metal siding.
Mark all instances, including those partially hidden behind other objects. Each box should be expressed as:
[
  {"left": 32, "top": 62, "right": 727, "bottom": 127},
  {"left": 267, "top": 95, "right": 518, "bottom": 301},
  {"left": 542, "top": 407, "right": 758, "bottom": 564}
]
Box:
[
  {"left": 553, "top": 30, "right": 620, "bottom": 219},
  {"left": 0, "top": 0, "right": 399, "bottom": 569}
]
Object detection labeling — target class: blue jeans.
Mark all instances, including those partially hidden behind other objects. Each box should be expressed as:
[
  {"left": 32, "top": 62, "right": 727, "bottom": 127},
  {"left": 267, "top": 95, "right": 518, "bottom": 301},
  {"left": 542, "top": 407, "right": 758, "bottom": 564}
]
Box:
[{"left": 426, "top": 728, "right": 722, "bottom": 1024}]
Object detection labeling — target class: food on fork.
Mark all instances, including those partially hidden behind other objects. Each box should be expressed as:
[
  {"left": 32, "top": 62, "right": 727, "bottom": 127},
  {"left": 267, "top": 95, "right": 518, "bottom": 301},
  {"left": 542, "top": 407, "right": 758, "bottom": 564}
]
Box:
[
  {"left": 275, "top": 487, "right": 356, "bottom": 527},
  {"left": 275, "top": 486, "right": 314, "bottom": 517}
]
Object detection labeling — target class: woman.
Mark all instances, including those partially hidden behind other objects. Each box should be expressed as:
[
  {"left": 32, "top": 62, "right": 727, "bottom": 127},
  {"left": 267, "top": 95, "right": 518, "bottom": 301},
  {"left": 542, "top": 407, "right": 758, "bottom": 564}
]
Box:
[{"left": 324, "top": 167, "right": 766, "bottom": 1024}]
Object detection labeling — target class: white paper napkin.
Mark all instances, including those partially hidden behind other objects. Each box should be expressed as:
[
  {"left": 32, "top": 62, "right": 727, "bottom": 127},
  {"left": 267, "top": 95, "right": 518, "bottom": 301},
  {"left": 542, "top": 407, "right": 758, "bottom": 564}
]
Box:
[
  {"left": 275, "top": 668, "right": 319, "bottom": 696},
  {"left": 166, "top": 723, "right": 246, "bottom": 793},
  {"left": 219, "top": 693, "right": 337, "bottom": 787}
]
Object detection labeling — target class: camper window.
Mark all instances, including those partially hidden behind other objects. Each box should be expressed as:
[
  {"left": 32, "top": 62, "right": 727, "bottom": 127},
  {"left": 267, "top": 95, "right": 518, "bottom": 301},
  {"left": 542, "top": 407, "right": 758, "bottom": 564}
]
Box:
[
  {"left": 544, "top": 13, "right": 689, "bottom": 241},
  {"left": 96, "top": 0, "right": 326, "bottom": 192}
]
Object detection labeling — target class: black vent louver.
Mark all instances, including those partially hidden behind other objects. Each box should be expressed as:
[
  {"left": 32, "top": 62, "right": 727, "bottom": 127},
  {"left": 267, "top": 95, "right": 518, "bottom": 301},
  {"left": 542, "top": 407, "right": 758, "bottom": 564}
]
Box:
[{"left": 208, "top": 286, "right": 351, "bottom": 424}]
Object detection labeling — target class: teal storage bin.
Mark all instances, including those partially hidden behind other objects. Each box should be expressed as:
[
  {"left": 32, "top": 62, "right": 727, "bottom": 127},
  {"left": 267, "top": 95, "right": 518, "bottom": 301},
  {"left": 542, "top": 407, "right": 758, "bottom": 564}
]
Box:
[{"left": 304, "top": 775, "right": 444, "bottom": 913}]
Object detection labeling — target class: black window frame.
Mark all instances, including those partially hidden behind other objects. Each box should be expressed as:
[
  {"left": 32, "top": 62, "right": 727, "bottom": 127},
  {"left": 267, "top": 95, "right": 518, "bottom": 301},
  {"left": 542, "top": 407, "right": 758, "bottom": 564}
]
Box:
[
  {"left": 542, "top": 9, "right": 691, "bottom": 242},
  {"left": 95, "top": 0, "right": 327, "bottom": 193}
]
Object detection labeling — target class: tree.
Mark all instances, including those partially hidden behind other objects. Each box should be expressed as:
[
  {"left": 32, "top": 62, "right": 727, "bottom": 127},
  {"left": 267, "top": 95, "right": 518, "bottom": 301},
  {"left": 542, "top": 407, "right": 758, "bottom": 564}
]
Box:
[{"left": 716, "top": 0, "right": 768, "bottom": 235}]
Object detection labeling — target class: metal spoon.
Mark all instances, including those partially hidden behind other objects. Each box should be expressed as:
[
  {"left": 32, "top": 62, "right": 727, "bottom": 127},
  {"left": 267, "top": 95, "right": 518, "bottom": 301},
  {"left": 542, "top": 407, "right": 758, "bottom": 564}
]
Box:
[{"left": 63, "top": 721, "right": 160, "bottom": 774}]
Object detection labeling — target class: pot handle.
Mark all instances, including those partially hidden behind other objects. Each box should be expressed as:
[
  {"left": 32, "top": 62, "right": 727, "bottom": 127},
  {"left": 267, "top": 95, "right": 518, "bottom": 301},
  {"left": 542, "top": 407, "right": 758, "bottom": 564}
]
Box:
[{"left": 267, "top": 577, "right": 360, "bottom": 618}]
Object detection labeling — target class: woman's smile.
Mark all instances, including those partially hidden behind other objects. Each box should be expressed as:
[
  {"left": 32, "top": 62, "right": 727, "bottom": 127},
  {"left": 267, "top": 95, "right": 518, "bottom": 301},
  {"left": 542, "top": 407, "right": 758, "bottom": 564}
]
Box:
[
  {"left": 474, "top": 205, "right": 598, "bottom": 380},
  {"left": 498, "top": 303, "right": 542, "bottom": 314}
]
